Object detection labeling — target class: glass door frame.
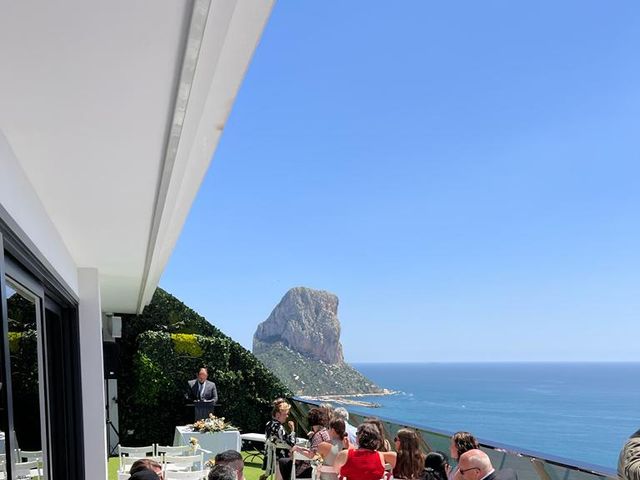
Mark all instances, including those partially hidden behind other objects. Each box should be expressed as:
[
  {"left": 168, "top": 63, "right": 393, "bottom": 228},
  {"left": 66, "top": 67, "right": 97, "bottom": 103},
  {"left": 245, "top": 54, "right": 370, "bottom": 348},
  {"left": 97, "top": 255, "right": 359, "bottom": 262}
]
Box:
[
  {"left": 0, "top": 219, "right": 85, "bottom": 480},
  {"left": 4, "top": 269, "right": 51, "bottom": 480}
]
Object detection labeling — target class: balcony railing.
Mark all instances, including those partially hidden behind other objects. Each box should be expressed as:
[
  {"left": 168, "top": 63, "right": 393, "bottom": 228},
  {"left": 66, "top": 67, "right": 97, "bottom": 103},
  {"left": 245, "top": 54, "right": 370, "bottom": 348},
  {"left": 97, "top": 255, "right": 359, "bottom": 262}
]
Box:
[{"left": 290, "top": 397, "right": 616, "bottom": 480}]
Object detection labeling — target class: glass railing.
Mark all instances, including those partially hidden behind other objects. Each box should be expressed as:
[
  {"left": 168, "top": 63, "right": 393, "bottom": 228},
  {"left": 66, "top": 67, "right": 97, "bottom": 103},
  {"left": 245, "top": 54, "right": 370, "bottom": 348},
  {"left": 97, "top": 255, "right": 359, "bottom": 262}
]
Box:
[{"left": 289, "top": 397, "right": 617, "bottom": 480}]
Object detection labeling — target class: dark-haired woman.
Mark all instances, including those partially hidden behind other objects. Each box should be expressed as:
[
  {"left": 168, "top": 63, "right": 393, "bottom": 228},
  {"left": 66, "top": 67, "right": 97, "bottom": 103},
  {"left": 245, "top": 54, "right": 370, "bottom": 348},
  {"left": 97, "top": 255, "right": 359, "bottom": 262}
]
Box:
[
  {"left": 424, "top": 451, "right": 450, "bottom": 480},
  {"left": 393, "top": 428, "right": 425, "bottom": 479},
  {"left": 449, "top": 432, "right": 479, "bottom": 480},
  {"left": 280, "top": 407, "right": 331, "bottom": 480},
  {"left": 364, "top": 417, "right": 392, "bottom": 452},
  {"left": 317, "top": 418, "right": 350, "bottom": 480},
  {"left": 334, "top": 423, "right": 397, "bottom": 480}
]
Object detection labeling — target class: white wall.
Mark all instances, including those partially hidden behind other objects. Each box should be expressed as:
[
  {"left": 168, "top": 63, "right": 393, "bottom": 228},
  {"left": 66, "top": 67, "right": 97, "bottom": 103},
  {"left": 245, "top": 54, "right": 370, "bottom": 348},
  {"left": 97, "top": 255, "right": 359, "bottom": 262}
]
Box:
[
  {"left": 78, "top": 268, "right": 108, "bottom": 480},
  {"left": 0, "top": 130, "right": 78, "bottom": 294}
]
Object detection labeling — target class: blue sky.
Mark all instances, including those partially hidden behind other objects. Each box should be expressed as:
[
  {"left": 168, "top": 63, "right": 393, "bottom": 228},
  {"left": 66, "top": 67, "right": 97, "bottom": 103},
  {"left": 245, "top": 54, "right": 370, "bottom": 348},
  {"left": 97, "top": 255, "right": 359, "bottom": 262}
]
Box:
[{"left": 160, "top": 1, "right": 640, "bottom": 362}]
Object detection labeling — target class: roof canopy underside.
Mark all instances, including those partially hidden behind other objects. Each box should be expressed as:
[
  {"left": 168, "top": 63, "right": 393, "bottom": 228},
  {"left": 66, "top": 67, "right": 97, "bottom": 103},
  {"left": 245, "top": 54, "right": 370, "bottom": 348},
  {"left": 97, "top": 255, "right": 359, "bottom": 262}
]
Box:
[{"left": 0, "top": 0, "right": 273, "bottom": 313}]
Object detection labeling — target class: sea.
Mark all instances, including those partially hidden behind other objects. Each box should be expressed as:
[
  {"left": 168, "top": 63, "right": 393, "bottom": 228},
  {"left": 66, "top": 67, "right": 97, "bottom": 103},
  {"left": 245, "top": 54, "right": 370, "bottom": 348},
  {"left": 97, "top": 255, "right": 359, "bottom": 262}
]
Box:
[{"left": 346, "top": 362, "right": 640, "bottom": 472}]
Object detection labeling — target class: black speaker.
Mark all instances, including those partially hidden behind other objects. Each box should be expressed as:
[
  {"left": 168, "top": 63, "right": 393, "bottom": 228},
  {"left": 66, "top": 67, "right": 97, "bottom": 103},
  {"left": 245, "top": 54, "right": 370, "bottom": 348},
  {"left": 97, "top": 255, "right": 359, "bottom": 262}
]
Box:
[{"left": 103, "top": 342, "right": 120, "bottom": 379}]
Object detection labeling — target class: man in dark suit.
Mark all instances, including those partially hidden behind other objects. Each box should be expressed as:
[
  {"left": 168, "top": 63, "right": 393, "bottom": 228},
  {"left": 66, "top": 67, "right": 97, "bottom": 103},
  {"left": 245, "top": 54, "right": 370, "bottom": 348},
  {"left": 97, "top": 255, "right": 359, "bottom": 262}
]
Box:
[
  {"left": 457, "top": 449, "right": 518, "bottom": 480},
  {"left": 187, "top": 367, "right": 218, "bottom": 421}
]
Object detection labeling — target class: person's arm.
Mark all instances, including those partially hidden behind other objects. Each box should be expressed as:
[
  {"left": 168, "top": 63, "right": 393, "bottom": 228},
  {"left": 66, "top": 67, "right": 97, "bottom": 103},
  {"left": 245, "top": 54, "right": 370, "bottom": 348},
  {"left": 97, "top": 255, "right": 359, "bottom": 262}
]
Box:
[
  {"left": 333, "top": 449, "right": 348, "bottom": 470},
  {"left": 382, "top": 451, "right": 397, "bottom": 468},
  {"left": 210, "top": 382, "right": 218, "bottom": 404},
  {"left": 318, "top": 442, "right": 332, "bottom": 458},
  {"left": 292, "top": 445, "right": 316, "bottom": 459},
  {"left": 284, "top": 421, "right": 296, "bottom": 446}
]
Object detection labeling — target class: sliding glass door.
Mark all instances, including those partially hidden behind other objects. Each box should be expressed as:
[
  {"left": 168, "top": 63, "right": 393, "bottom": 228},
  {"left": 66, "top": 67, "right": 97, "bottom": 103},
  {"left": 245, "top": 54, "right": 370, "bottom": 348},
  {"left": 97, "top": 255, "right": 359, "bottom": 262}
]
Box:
[
  {"left": 5, "top": 279, "right": 47, "bottom": 479},
  {"left": 0, "top": 228, "right": 83, "bottom": 480}
]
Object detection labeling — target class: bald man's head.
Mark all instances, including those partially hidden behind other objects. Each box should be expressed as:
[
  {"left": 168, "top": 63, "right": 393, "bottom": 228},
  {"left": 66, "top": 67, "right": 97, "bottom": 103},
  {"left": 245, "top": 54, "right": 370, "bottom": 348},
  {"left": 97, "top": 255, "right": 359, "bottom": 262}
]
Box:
[{"left": 459, "top": 449, "right": 494, "bottom": 479}]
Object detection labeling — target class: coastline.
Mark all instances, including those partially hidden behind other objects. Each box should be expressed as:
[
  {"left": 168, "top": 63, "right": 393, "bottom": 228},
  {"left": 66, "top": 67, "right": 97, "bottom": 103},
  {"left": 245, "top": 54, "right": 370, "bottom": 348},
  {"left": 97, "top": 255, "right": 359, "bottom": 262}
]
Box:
[{"left": 298, "top": 388, "right": 397, "bottom": 408}]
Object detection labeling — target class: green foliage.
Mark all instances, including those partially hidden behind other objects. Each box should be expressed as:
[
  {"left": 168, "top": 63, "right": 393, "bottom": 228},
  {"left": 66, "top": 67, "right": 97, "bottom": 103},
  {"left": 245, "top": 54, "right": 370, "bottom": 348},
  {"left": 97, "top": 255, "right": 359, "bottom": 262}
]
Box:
[
  {"left": 8, "top": 331, "right": 21, "bottom": 354},
  {"left": 117, "top": 288, "right": 291, "bottom": 446},
  {"left": 171, "top": 333, "right": 203, "bottom": 357},
  {"left": 254, "top": 341, "right": 383, "bottom": 395}
]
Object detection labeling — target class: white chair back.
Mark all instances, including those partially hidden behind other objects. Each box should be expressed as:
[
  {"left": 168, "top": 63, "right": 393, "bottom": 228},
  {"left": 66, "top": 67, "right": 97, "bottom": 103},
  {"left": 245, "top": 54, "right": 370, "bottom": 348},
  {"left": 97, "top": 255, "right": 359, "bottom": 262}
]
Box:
[
  {"left": 118, "top": 473, "right": 131, "bottom": 480},
  {"left": 119, "top": 445, "right": 156, "bottom": 457},
  {"left": 19, "top": 449, "right": 44, "bottom": 463},
  {"left": 291, "top": 451, "right": 315, "bottom": 480},
  {"left": 15, "top": 460, "right": 39, "bottom": 478},
  {"left": 156, "top": 445, "right": 192, "bottom": 456},
  {"left": 264, "top": 438, "right": 292, "bottom": 480},
  {"left": 164, "top": 470, "right": 208, "bottom": 480},
  {"left": 120, "top": 455, "right": 164, "bottom": 473},
  {"left": 164, "top": 453, "right": 204, "bottom": 472}
]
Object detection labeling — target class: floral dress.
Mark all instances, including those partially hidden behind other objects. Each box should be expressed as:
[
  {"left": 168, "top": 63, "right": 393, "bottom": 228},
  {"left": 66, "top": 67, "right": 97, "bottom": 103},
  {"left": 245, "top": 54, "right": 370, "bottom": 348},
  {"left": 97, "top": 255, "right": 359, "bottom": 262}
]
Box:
[{"left": 264, "top": 418, "right": 296, "bottom": 467}]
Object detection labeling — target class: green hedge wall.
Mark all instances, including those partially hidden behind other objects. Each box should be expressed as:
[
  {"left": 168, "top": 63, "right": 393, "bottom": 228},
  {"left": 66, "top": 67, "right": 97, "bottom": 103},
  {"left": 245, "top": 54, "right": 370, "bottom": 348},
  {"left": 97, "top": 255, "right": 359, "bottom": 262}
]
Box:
[{"left": 117, "top": 289, "right": 290, "bottom": 446}]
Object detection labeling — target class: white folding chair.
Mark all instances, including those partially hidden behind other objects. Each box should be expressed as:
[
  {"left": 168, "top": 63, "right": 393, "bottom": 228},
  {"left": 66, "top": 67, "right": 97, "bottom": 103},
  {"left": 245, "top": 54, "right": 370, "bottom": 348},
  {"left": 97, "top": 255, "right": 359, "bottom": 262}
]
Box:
[
  {"left": 164, "top": 471, "right": 208, "bottom": 480},
  {"left": 156, "top": 445, "right": 193, "bottom": 456},
  {"left": 19, "top": 450, "right": 43, "bottom": 463},
  {"left": 291, "top": 451, "right": 315, "bottom": 480},
  {"left": 119, "top": 445, "right": 156, "bottom": 457},
  {"left": 264, "top": 438, "right": 292, "bottom": 480},
  {"left": 120, "top": 455, "right": 165, "bottom": 474},
  {"left": 315, "top": 465, "right": 338, "bottom": 480},
  {"left": 15, "top": 460, "right": 39, "bottom": 479},
  {"left": 118, "top": 445, "right": 157, "bottom": 472},
  {"left": 164, "top": 453, "right": 204, "bottom": 472}
]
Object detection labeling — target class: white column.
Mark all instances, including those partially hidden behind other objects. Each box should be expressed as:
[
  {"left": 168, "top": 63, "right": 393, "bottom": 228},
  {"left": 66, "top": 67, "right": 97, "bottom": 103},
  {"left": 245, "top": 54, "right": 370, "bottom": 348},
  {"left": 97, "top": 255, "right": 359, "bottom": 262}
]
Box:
[{"left": 78, "top": 267, "right": 108, "bottom": 480}]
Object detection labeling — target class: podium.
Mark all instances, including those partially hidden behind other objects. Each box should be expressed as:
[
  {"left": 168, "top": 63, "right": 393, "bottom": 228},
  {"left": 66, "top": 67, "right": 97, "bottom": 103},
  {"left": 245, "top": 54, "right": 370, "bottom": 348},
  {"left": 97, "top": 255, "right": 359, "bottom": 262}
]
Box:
[{"left": 186, "top": 401, "right": 220, "bottom": 422}]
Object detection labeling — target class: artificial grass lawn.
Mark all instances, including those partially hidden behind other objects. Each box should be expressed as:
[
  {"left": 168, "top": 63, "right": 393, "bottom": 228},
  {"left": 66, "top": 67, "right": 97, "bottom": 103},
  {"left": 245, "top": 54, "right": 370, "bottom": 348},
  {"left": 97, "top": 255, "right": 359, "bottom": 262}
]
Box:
[{"left": 108, "top": 453, "right": 265, "bottom": 480}]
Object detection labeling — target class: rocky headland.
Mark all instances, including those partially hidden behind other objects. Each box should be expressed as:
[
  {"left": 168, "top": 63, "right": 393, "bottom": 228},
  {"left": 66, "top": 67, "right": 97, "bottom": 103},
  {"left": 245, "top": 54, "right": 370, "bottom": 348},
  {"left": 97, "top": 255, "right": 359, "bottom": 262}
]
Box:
[{"left": 253, "top": 287, "right": 385, "bottom": 396}]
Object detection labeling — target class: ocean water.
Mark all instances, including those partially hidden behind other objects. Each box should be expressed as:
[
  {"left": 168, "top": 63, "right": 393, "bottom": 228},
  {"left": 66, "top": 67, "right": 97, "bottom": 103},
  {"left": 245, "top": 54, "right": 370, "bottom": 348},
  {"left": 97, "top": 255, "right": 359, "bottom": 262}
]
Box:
[{"left": 348, "top": 362, "right": 640, "bottom": 471}]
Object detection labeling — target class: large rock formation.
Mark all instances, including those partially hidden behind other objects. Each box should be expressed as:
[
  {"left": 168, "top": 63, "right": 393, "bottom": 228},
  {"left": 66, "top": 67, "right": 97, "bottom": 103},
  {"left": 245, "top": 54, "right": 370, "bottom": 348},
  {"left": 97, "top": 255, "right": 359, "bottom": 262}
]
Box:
[
  {"left": 253, "top": 287, "right": 383, "bottom": 396},
  {"left": 253, "top": 287, "right": 343, "bottom": 364}
]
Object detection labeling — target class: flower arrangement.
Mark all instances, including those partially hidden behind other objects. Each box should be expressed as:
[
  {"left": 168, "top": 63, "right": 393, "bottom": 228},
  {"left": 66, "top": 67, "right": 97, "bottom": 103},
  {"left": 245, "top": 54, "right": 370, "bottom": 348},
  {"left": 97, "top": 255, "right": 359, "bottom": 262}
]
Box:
[
  {"left": 190, "top": 413, "right": 238, "bottom": 433},
  {"left": 189, "top": 437, "right": 200, "bottom": 453}
]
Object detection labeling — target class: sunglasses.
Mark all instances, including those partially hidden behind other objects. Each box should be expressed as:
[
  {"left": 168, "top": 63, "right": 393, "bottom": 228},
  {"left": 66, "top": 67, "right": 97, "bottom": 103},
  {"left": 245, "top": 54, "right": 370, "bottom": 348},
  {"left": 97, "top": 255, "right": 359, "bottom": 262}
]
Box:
[{"left": 459, "top": 467, "right": 480, "bottom": 475}]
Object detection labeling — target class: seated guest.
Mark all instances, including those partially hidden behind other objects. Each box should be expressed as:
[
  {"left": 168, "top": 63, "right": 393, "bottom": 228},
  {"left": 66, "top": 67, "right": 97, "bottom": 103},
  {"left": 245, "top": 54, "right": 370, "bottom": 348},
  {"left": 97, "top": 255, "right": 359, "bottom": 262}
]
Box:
[
  {"left": 457, "top": 449, "right": 517, "bottom": 480},
  {"left": 319, "top": 403, "right": 334, "bottom": 426},
  {"left": 264, "top": 399, "right": 296, "bottom": 479},
  {"left": 424, "top": 451, "right": 450, "bottom": 480},
  {"left": 128, "top": 458, "right": 163, "bottom": 480},
  {"left": 215, "top": 450, "right": 244, "bottom": 480},
  {"left": 209, "top": 464, "right": 237, "bottom": 480},
  {"left": 307, "top": 403, "right": 334, "bottom": 438},
  {"left": 619, "top": 429, "right": 640, "bottom": 480},
  {"left": 317, "top": 418, "right": 350, "bottom": 480},
  {"left": 449, "top": 431, "right": 479, "bottom": 480},
  {"left": 280, "top": 407, "right": 331, "bottom": 480},
  {"left": 364, "top": 417, "right": 392, "bottom": 452},
  {"left": 393, "top": 428, "right": 425, "bottom": 479},
  {"left": 334, "top": 423, "right": 395, "bottom": 480},
  {"left": 333, "top": 407, "right": 357, "bottom": 445}
]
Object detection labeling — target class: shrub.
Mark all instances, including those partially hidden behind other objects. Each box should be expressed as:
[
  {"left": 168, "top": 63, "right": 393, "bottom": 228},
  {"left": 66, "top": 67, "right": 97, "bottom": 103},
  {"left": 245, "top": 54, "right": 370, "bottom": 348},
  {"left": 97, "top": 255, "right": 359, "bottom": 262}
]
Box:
[{"left": 117, "top": 288, "right": 290, "bottom": 446}]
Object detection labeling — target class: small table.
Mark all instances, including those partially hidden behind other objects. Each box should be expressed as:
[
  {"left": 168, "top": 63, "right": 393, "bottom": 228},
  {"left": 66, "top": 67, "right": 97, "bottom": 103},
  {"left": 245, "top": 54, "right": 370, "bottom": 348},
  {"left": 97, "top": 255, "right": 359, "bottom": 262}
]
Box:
[
  {"left": 240, "top": 433, "right": 267, "bottom": 464},
  {"left": 173, "top": 426, "right": 242, "bottom": 462}
]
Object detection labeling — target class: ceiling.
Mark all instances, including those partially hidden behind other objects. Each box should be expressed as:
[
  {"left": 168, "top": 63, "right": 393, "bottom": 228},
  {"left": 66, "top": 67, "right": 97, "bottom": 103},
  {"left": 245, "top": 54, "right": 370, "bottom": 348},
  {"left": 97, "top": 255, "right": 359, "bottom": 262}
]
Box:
[{"left": 0, "top": 0, "right": 274, "bottom": 312}]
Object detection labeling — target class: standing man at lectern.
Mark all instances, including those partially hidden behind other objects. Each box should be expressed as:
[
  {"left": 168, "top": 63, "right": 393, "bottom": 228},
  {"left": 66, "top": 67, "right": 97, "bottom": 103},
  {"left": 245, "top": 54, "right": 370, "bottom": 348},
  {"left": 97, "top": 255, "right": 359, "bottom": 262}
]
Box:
[{"left": 188, "top": 367, "right": 218, "bottom": 421}]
